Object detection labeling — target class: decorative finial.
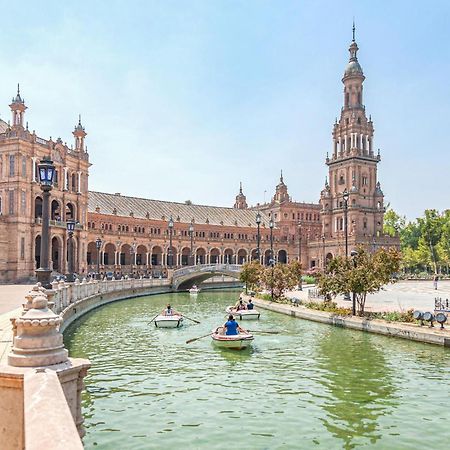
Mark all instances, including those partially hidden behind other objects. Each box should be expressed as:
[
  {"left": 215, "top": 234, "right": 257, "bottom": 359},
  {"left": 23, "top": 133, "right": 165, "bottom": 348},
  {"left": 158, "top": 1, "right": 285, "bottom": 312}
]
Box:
[
  {"left": 17, "top": 83, "right": 20, "bottom": 95},
  {"left": 26, "top": 121, "right": 28, "bottom": 131},
  {"left": 352, "top": 18, "right": 356, "bottom": 42},
  {"left": 280, "top": 169, "right": 283, "bottom": 183},
  {"left": 239, "top": 181, "right": 243, "bottom": 194},
  {"left": 78, "top": 114, "right": 82, "bottom": 126}
]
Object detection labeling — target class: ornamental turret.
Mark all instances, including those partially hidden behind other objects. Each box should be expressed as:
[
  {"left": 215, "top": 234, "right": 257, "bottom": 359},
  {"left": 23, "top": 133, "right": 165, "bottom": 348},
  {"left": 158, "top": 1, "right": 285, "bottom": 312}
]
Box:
[
  {"left": 273, "top": 170, "right": 289, "bottom": 204},
  {"left": 73, "top": 114, "right": 87, "bottom": 152},
  {"left": 9, "top": 84, "right": 27, "bottom": 128},
  {"left": 234, "top": 182, "right": 248, "bottom": 209}
]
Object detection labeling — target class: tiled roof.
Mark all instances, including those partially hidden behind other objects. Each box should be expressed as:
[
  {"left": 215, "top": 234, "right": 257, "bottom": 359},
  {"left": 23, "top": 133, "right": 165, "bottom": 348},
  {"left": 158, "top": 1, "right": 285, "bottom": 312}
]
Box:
[{"left": 88, "top": 191, "right": 270, "bottom": 228}]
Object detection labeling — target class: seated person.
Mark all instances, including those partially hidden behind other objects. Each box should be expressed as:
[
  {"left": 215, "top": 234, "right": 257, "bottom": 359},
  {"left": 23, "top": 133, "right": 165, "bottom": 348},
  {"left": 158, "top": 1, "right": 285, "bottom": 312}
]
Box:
[
  {"left": 223, "top": 315, "right": 244, "bottom": 335},
  {"left": 235, "top": 300, "right": 246, "bottom": 311},
  {"left": 246, "top": 299, "right": 254, "bottom": 310},
  {"left": 163, "top": 304, "right": 180, "bottom": 316}
]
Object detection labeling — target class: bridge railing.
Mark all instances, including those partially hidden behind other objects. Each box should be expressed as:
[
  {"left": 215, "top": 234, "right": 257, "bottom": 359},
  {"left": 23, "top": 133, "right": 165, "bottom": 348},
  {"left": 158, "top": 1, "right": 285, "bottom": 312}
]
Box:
[{"left": 173, "top": 263, "right": 242, "bottom": 278}]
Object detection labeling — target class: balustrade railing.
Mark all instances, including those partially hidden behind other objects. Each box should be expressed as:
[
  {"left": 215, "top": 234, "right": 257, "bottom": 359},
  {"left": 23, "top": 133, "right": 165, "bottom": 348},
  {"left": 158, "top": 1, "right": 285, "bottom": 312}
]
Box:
[{"left": 50, "top": 277, "right": 170, "bottom": 315}]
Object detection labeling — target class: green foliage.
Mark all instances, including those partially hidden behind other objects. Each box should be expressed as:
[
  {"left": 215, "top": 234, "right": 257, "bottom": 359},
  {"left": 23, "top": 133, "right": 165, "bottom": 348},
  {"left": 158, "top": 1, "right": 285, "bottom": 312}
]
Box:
[
  {"left": 239, "top": 261, "right": 263, "bottom": 292},
  {"left": 316, "top": 246, "right": 401, "bottom": 316},
  {"left": 302, "top": 275, "right": 316, "bottom": 284},
  {"left": 385, "top": 207, "right": 450, "bottom": 274},
  {"left": 261, "top": 261, "right": 302, "bottom": 300},
  {"left": 371, "top": 309, "right": 415, "bottom": 323}
]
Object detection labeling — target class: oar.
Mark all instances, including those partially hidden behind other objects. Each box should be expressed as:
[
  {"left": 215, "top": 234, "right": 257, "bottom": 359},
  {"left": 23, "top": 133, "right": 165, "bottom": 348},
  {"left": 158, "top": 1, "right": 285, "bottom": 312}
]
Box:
[
  {"left": 246, "top": 330, "right": 280, "bottom": 334},
  {"left": 147, "top": 313, "right": 160, "bottom": 325},
  {"left": 182, "top": 315, "right": 201, "bottom": 324},
  {"left": 186, "top": 332, "right": 212, "bottom": 344}
]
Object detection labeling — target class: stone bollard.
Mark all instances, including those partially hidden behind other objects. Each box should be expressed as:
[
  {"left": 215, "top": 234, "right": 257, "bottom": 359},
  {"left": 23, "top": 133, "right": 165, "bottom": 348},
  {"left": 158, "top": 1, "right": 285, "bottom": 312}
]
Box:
[{"left": 0, "top": 290, "right": 91, "bottom": 446}]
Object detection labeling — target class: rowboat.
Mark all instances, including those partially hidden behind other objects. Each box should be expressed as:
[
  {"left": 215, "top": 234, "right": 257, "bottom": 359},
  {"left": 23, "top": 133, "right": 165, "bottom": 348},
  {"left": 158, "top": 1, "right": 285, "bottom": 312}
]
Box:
[
  {"left": 211, "top": 327, "right": 254, "bottom": 350},
  {"left": 154, "top": 314, "right": 183, "bottom": 328},
  {"left": 189, "top": 286, "right": 200, "bottom": 295},
  {"left": 226, "top": 306, "right": 261, "bottom": 320}
]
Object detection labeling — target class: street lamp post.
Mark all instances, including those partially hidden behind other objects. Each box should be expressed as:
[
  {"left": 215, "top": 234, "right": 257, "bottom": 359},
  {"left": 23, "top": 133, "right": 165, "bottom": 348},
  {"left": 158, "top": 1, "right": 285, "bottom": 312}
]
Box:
[
  {"left": 269, "top": 218, "right": 274, "bottom": 301},
  {"left": 168, "top": 216, "right": 174, "bottom": 268},
  {"left": 35, "top": 158, "right": 56, "bottom": 289},
  {"left": 256, "top": 212, "right": 261, "bottom": 262},
  {"left": 350, "top": 250, "right": 358, "bottom": 315},
  {"left": 95, "top": 238, "right": 102, "bottom": 280},
  {"left": 298, "top": 230, "right": 302, "bottom": 291},
  {"left": 66, "top": 219, "right": 76, "bottom": 282},
  {"left": 189, "top": 222, "right": 194, "bottom": 266}
]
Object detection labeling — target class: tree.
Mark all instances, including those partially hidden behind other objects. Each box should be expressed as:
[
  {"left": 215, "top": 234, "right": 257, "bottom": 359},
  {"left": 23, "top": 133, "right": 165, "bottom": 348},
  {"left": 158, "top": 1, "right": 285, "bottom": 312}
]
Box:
[
  {"left": 316, "top": 246, "right": 401, "bottom": 316},
  {"left": 261, "top": 261, "right": 302, "bottom": 300},
  {"left": 383, "top": 208, "right": 405, "bottom": 237},
  {"left": 239, "top": 261, "right": 263, "bottom": 293}
]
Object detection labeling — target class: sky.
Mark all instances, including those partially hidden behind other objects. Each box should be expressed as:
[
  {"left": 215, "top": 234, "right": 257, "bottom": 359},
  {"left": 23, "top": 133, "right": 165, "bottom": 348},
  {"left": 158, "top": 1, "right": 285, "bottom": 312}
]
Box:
[{"left": 0, "top": 0, "right": 449, "bottom": 221}]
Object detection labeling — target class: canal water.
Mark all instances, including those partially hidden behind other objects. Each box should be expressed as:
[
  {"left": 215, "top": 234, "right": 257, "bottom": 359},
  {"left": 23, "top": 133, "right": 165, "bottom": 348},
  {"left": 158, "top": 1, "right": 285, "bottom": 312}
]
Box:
[{"left": 65, "top": 290, "right": 450, "bottom": 450}]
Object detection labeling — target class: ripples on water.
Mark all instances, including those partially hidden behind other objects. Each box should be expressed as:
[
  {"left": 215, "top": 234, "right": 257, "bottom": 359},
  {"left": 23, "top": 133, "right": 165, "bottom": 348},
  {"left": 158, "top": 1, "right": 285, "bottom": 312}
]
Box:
[{"left": 64, "top": 290, "right": 450, "bottom": 450}]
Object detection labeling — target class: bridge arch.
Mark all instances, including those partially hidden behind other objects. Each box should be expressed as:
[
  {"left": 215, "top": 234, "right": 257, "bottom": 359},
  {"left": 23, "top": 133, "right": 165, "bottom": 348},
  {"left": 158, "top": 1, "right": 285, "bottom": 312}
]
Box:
[{"left": 172, "top": 263, "right": 243, "bottom": 291}]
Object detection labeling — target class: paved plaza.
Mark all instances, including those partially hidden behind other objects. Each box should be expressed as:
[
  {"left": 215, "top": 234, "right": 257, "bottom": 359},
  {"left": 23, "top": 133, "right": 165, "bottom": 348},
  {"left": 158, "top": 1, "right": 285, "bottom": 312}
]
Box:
[{"left": 288, "top": 280, "right": 450, "bottom": 313}]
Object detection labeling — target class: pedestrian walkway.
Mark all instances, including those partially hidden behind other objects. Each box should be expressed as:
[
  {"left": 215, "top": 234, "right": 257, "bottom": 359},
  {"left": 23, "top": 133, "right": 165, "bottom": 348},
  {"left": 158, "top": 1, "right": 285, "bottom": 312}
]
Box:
[
  {"left": 286, "top": 280, "right": 450, "bottom": 312},
  {"left": 0, "top": 284, "right": 32, "bottom": 365}
]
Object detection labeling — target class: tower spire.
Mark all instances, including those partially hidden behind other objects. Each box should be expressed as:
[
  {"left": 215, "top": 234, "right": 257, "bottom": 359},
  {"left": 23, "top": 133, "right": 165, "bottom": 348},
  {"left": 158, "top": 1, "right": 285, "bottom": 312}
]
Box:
[
  {"left": 280, "top": 169, "right": 284, "bottom": 183},
  {"left": 352, "top": 18, "right": 355, "bottom": 42},
  {"left": 239, "top": 181, "right": 243, "bottom": 194}
]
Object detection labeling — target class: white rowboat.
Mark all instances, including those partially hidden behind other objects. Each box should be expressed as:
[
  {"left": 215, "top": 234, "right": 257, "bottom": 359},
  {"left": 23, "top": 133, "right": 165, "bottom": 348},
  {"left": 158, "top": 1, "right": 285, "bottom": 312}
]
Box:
[
  {"left": 211, "top": 327, "right": 254, "bottom": 350},
  {"left": 154, "top": 314, "right": 183, "bottom": 328},
  {"left": 226, "top": 306, "right": 261, "bottom": 320},
  {"left": 189, "top": 287, "right": 200, "bottom": 295}
]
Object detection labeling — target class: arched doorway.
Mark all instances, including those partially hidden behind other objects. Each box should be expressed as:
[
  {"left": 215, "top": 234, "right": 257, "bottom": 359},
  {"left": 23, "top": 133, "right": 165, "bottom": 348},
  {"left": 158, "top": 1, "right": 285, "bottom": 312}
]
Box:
[
  {"left": 35, "top": 235, "right": 41, "bottom": 268},
  {"left": 210, "top": 248, "right": 220, "bottom": 264},
  {"left": 151, "top": 246, "right": 162, "bottom": 266},
  {"left": 181, "top": 247, "right": 191, "bottom": 266},
  {"left": 34, "top": 197, "right": 42, "bottom": 219},
  {"left": 237, "top": 249, "right": 247, "bottom": 264},
  {"left": 196, "top": 248, "right": 206, "bottom": 265},
  {"left": 51, "top": 200, "right": 61, "bottom": 221},
  {"left": 224, "top": 248, "right": 234, "bottom": 264},
  {"left": 87, "top": 242, "right": 98, "bottom": 266},
  {"left": 325, "top": 252, "right": 333, "bottom": 267},
  {"left": 251, "top": 249, "right": 259, "bottom": 261},
  {"left": 120, "top": 244, "right": 132, "bottom": 266},
  {"left": 136, "top": 245, "right": 148, "bottom": 266},
  {"left": 103, "top": 243, "right": 116, "bottom": 266},
  {"left": 278, "top": 249, "right": 287, "bottom": 264},
  {"left": 166, "top": 245, "right": 177, "bottom": 267},
  {"left": 66, "top": 202, "right": 75, "bottom": 221},
  {"left": 51, "top": 236, "right": 61, "bottom": 272}
]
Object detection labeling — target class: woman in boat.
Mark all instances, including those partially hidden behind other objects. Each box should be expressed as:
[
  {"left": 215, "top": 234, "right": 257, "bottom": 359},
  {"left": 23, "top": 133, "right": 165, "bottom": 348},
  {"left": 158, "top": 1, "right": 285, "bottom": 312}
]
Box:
[
  {"left": 223, "top": 315, "right": 244, "bottom": 335},
  {"left": 246, "top": 298, "right": 254, "bottom": 310},
  {"left": 163, "top": 304, "right": 180, "bottom": 316},
  {"left": 235, "top": 300, "right": 246, "bottom": 311}
]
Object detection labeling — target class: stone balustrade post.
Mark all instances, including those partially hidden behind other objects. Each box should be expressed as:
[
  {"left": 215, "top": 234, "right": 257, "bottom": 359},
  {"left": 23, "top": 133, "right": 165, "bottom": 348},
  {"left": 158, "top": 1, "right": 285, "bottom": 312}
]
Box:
[
  {"left": 0, "top": 288, "right": 91, "bottom": 445},
  {"left": 73, "top": 278, "right": 80, "bottom": 303}
]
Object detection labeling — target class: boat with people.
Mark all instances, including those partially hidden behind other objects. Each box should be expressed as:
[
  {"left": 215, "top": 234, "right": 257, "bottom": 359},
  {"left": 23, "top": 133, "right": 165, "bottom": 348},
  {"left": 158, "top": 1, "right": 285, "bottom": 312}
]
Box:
[
  {"left": 226, "top": 305, "right": 261, "bottom": 320},
  {"left": 154, "top": 314, "right": 183, "bottom": 328},
  {"left": 211, "top": 326, "right": 254, "bottom": 350},
  {"left": 189, "top": 285, "right": 200, "bottom": 295}
]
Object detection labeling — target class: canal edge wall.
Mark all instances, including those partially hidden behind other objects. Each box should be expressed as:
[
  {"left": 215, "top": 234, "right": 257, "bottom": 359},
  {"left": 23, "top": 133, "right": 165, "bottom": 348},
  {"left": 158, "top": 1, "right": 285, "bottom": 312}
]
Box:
[{"left": 249, "top": 296, "right": 450, "bottom": 347}]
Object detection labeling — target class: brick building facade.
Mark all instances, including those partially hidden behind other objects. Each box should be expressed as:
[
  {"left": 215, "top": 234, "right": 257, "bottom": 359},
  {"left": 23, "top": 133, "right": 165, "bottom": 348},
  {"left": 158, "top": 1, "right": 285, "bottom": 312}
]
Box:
[{"left": 0, "top": 34, "right": 398, "bottom": 283}]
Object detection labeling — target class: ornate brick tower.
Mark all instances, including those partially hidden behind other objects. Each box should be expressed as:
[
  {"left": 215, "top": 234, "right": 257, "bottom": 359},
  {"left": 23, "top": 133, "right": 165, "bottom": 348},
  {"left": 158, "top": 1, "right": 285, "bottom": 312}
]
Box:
[
  {"left": 234, "top": 182, "right": 248, "bottom": 209},
  {"left": 320, "top": 26, "right": 385, "bottom": 254},
  {"left": 273, "top": 171, "right": 289, "bottom": 204}
]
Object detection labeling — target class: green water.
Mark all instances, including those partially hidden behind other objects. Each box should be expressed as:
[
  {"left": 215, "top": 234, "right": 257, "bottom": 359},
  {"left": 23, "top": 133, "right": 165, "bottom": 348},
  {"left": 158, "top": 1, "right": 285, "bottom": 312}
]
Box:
[{"left": 65, "top": 290, "right": 450, "bottom": 449}]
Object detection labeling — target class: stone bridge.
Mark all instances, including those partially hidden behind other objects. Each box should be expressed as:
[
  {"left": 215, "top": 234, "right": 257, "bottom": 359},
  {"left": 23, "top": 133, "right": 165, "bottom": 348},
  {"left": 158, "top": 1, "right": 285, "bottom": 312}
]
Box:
[{"left": 172, "top": 264, "right": 242, "bottom": 291}]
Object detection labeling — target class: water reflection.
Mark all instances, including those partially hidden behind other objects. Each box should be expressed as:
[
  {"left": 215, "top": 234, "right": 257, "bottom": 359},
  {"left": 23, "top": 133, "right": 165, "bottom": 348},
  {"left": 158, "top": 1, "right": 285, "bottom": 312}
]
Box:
[{"left": 317, "top": 328, "right": 396, "bottom": 449}]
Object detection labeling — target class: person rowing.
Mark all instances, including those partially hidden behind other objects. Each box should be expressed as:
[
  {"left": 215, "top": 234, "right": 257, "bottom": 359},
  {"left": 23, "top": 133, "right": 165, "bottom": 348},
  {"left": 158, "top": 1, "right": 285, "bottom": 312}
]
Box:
[
  {"left": 223, "top": 314, "right": 245, "bottom": 335},
  {"left": 163, "top": 304, "right": 180, "bottom": 316}
]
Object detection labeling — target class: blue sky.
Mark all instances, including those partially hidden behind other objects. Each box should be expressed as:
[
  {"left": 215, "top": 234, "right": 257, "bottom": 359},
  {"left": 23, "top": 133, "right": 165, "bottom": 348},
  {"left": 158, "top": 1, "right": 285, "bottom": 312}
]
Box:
[{"left": 0, "top": 0, "right": 449, "bottom": 220}]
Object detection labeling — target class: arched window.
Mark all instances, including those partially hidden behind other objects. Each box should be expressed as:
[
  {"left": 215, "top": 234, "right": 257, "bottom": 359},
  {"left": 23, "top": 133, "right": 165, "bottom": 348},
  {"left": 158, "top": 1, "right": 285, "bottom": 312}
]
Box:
[{"left": 345, "top": 92, "right": 349, "bottom": 106}]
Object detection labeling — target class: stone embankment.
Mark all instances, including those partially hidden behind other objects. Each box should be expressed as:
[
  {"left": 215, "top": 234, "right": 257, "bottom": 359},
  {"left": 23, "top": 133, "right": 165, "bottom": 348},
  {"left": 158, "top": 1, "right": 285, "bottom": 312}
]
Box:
[{"left": 248, "top": 296, "right": 450, "bottom": 347}]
